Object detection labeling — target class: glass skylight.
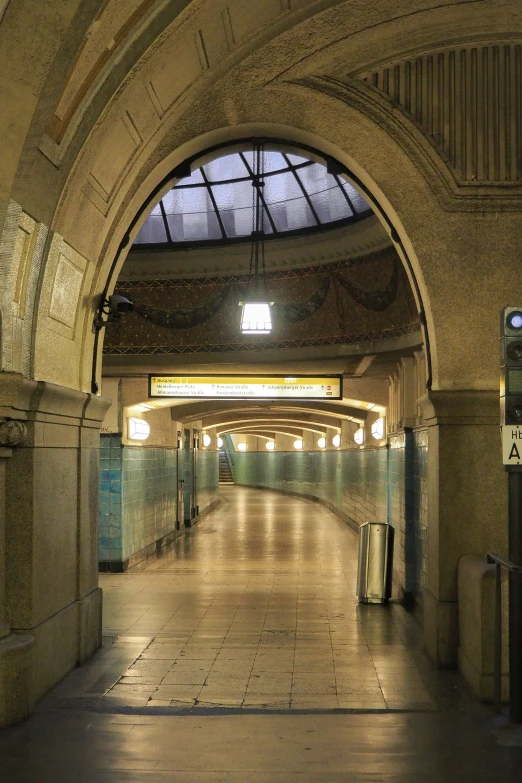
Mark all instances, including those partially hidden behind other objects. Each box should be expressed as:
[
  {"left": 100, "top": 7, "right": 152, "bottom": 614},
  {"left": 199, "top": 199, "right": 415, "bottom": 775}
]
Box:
[{"left": 133, "top": 146, "right": 372, "bottom": 246}]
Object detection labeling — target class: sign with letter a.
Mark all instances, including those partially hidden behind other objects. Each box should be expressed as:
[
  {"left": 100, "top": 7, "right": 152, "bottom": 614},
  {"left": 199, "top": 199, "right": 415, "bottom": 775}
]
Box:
[{"left": 502, "top": 425, "right": 522, "bottom": 465}]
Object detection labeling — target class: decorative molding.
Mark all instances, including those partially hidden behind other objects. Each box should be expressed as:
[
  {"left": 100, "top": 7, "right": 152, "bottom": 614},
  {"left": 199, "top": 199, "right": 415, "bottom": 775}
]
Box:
[
  {"left": 195, "top": 29, "right": 210, "bottom": 71},
  {"left": 84, "top": 112, "right": 142, "bottom": 214},
  {"left": 103, "top": 321, "right": 420, "bottom": 356},
  {"left": 0, "top": 420, "right": 26, "bottom": 447},
  {"left": 49, "top": 255, "right": 84, "bottom": 330},
  {"left": 355, "top": 43, "right": 522, "bottom": 185},
  {"left": 117, "top": 247, "right": 399, "bottom": 288},
  {"left": 0, "top": 0, "right": 10, "bottom": 26},
  {"left": 222, "top": 6, "right": 235, "bottom": 51},
  {"left": 43, "top": 236, "right": 90, "bottom": 342},
  {"left": 39, "top": 0, "right": 171, "bottom": 165},
  {"left": 293, "top": 72, "right": 522, "bottom": 211}
]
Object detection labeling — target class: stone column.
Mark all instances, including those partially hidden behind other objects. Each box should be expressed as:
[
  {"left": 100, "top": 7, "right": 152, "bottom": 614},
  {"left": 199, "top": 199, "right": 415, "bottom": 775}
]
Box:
[
  {"left": 0, "top": 446, "right": 12, "bottom": 641},
  {"left": 0, "top": 374, "right": 109, "bottom": 726},
  {"left": 420, "top": 391, "right": 507, "bottom": 668},
  {"left": 0, "top": 420, "right": 34, "bottom": 727}
]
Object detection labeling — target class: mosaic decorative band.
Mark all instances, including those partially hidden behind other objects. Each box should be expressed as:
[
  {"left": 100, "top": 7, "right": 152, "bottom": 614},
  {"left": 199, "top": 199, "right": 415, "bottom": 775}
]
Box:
[{"left": 103, "top": 321, "right": 420, "bottom": 355}]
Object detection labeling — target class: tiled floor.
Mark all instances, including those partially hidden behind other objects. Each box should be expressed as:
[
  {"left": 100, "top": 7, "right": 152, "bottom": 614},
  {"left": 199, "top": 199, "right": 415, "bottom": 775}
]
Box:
[{"left": 1, "top": 486, "right": 522, "bottom": 781}]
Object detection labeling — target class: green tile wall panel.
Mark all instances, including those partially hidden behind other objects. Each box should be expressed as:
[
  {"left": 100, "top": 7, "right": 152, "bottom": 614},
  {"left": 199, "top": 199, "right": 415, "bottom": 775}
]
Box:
[
  {"left": 197, "top": 450, "right": 219, "bottom": 513},
  {"left": 231, "top": 437, "right": 427, "bottom": 609},
  {"left": 231, "top": 448, "right": 387, "bottom": 525},
  {"left": 99, "top": 434, "right": 123, "bottom": 562},
  {"left": 121, "top": 447, "right": 178, "bottom": 562}
]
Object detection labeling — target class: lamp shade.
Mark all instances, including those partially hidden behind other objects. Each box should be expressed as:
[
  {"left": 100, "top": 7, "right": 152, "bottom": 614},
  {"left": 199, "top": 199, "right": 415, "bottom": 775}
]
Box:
[
  {"left": 240, "top": 302, "right": 272, "bottom": 334},
  {"left": 354, "top": 428, "right": 365, "bottom": 445},
  {"left": 371, "top": 417, "right": 386, "bottom": 440},
  {"left": 128, "top": 417, "right": 150, "bottom": 441}
]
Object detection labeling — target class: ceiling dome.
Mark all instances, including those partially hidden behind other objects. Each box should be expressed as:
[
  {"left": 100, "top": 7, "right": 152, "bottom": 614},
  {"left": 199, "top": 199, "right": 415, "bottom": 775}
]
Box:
[{"left": 133, "top": 144, "right": 373, "bottom": 247}]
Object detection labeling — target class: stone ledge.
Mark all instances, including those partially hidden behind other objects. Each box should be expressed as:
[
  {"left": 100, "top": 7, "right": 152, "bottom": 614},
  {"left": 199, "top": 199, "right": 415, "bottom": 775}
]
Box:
[{"left": 0, "top": 632, "right": 35, "bottom": 728}]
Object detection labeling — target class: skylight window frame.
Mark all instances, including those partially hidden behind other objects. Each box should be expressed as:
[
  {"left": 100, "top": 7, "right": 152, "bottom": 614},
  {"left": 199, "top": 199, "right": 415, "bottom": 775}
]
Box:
[{"left": 132, "top": 141, "right": 373, "bottom": 249}]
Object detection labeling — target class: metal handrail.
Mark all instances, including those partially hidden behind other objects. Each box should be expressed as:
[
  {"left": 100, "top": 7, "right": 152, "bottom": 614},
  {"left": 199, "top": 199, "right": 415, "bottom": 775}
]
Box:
[{"left": 486, "top": 552, "right": 522, "bottom": 713}]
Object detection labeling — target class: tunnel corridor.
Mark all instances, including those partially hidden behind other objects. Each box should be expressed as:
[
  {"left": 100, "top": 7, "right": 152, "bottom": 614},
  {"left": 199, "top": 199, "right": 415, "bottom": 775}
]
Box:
[{"left": 1, "top": 486, "right": 521, "bottom": 780}]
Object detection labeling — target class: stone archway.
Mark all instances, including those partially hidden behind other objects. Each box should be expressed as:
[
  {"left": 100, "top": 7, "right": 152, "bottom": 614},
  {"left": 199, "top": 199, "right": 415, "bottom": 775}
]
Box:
[{"left": 1, "top": 0, "right": 521, "bottom": 725}]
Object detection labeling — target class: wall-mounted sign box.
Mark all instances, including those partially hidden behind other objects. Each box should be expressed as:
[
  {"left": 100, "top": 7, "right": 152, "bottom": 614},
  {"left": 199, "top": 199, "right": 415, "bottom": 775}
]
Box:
[{"left": 149, "top": 375, "right": 343, "bottom": 400}]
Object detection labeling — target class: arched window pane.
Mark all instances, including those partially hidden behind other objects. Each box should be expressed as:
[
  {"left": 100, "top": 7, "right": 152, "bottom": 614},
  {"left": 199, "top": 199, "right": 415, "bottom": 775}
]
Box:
[{"left": 133, "top": 144, "right": 373, "bottom": 246}]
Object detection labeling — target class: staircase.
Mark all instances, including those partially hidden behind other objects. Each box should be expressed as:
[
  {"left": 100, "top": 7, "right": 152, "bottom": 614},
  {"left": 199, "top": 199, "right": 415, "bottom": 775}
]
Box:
[{"left": 219, "top": 450, "right": 234, "bottom": 484}]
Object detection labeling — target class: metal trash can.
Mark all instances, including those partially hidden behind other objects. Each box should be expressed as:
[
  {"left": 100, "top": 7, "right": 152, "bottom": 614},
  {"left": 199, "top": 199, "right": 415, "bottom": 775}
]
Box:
[{"left": 357, "top": 521, "right": 394, "bottom": 604}]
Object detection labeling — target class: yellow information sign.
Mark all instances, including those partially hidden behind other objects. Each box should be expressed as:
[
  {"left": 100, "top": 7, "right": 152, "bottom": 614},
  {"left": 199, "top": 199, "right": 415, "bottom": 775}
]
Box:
[{"left": 149, "top": 375, "right": 342, "bottom": 400}]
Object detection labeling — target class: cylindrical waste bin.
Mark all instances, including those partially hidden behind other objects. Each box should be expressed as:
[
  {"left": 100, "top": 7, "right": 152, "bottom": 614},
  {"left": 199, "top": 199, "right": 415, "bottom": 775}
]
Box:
[{"left": 356, "top": 521, "right": 394, "bottom": 604}]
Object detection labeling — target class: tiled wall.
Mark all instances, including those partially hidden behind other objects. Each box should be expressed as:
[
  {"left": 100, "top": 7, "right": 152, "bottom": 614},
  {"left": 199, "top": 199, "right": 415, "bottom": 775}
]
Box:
[
  {"left": 231, "top": 435, "right": 427, "bottom": 611},
  {"left": 230, "top": 448, "right": 388, "bottom": 529},
  {"left": 385, "top": 428, "right": 428, "bottom": 614},
  {"left": 121, "top": 446, "right": 178, "bottom": 564},
  {"left": 99, "top": 434, "right": 123, "bottom": 564},
  {"left": 99, "top": 436, "right": 219, "bottom": 570},
  {"left": 197, "top": 449, "right": 220, "bottom": 514}
]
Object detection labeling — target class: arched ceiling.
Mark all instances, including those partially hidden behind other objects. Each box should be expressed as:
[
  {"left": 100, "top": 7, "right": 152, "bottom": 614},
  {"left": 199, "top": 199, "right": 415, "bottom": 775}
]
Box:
[
  {"left": 2, "top": 1, "right": 521, "bottom": 397},
  {"left": 218, "top": 423, "right": 327, "bottom": 436}
]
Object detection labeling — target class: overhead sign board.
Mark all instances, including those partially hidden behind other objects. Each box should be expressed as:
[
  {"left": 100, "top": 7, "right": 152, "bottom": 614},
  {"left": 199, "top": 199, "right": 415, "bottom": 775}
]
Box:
[
  {"left": 149, "top": 375, "right": 343, "bottom": 400},
  {"left": 502, "top": 424, "right": 522, "bottom": 465}
]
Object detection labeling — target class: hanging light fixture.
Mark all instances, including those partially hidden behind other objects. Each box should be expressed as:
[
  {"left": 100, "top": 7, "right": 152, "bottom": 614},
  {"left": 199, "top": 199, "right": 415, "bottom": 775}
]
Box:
[{"left": 240, "top": 143, "right": 273, "bottom": 334}]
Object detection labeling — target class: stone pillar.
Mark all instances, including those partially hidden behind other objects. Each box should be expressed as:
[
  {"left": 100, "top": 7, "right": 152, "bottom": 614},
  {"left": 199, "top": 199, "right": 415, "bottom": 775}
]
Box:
[
  {"left": 420, "top": 391, "right": 507, "bottom": 668},
  {"left": 0, "top": 373, "right": 109, "bottom": 725},
  {"left": 0, "top": 421, "right": 34, "bottom": 727}
]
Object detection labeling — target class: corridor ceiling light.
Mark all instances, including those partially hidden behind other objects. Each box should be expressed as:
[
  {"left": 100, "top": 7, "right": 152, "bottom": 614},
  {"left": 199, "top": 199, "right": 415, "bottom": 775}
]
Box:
[
  {"left": 332, "top": 434, "right": 341, "bottom": 448},
  {"left": 354, "top": 428, "right": 365, "bottom": 445},
  {"left": 239, "top": 143, "right": 273, "bottom": 335},
  {"left": 217, "top": 437, "right": 223, "bottom": 448},
  {"left": 128, "top": 417, "right": 150, "bottom": 441},
  {"left": 371, "top": 417, "right": 386, "bottom": 440},
  {"left": 266, "top": 441, "right": 275, "bottom": 450},
  {"left": 293, "top": 439, "right": 303, "bottom": 450},
  {"left": 317, "top": 437, "right": 326, "bottom": 449},
  {"left": 237, "top": 442, "right": 247, "bottom": 451},
  {"left": 202, "top": 433, "right": 211, "bottom": 448}
]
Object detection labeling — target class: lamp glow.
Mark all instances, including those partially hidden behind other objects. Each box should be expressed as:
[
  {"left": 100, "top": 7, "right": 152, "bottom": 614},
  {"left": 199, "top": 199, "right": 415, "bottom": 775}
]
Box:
[
  {"left": 240, "top": 302, "right": 272, "bottom": 334},
  {"left": 202, "top": 433, "right": 211, "bottom": 448},
  {"left": 317, "top": 437, "right": 326, "bottom": 449},
  {"left": 354, "top": 428, "right": 365, "bottom": 445},
  {"left": 266, "top": 441, "right": 275, "bottom": 450},
  {"left": 332, "top": 433, "right": 341, "bottom": 448},
  {"left": 217, "top": 437, "right": 223, "bottom": 448},
  {"left": 237, "top": 442, "right": 247, "bottom": 451},
  {"left": 293, "top": 439, "right": 303, "bottom": 450},
  {"left": 128, "top": 417, "right": 150, "bottom": 441},
  {"left": 371, "top": 417, "right": 385, "bottom": 440}
]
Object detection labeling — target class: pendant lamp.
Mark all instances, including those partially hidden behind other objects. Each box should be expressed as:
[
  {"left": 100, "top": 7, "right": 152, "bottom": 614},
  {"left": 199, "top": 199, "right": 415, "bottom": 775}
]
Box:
[{"left": 240, "top": 143, "right": 273, "bottom": 334}]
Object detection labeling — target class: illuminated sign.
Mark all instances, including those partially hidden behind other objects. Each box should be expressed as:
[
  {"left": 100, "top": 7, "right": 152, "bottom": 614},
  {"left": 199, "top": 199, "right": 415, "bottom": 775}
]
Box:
[{"left": 148, "top": 375, "right": 342, "bottom": 400}]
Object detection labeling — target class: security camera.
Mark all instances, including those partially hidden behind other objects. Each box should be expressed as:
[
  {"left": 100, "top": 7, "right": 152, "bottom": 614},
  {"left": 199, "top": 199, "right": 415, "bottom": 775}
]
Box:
[
  {"left": 108, "top": 294, "right": 134, "bottom": 314},
  {"left": 93, "top": 293, "right": 135, "bottom": 329}
]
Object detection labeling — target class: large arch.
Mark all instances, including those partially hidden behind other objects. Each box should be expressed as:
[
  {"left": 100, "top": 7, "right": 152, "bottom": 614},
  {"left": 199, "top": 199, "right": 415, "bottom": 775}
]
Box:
[{"left": 1, "top": 0, "right": 521, "bottom": 725}]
